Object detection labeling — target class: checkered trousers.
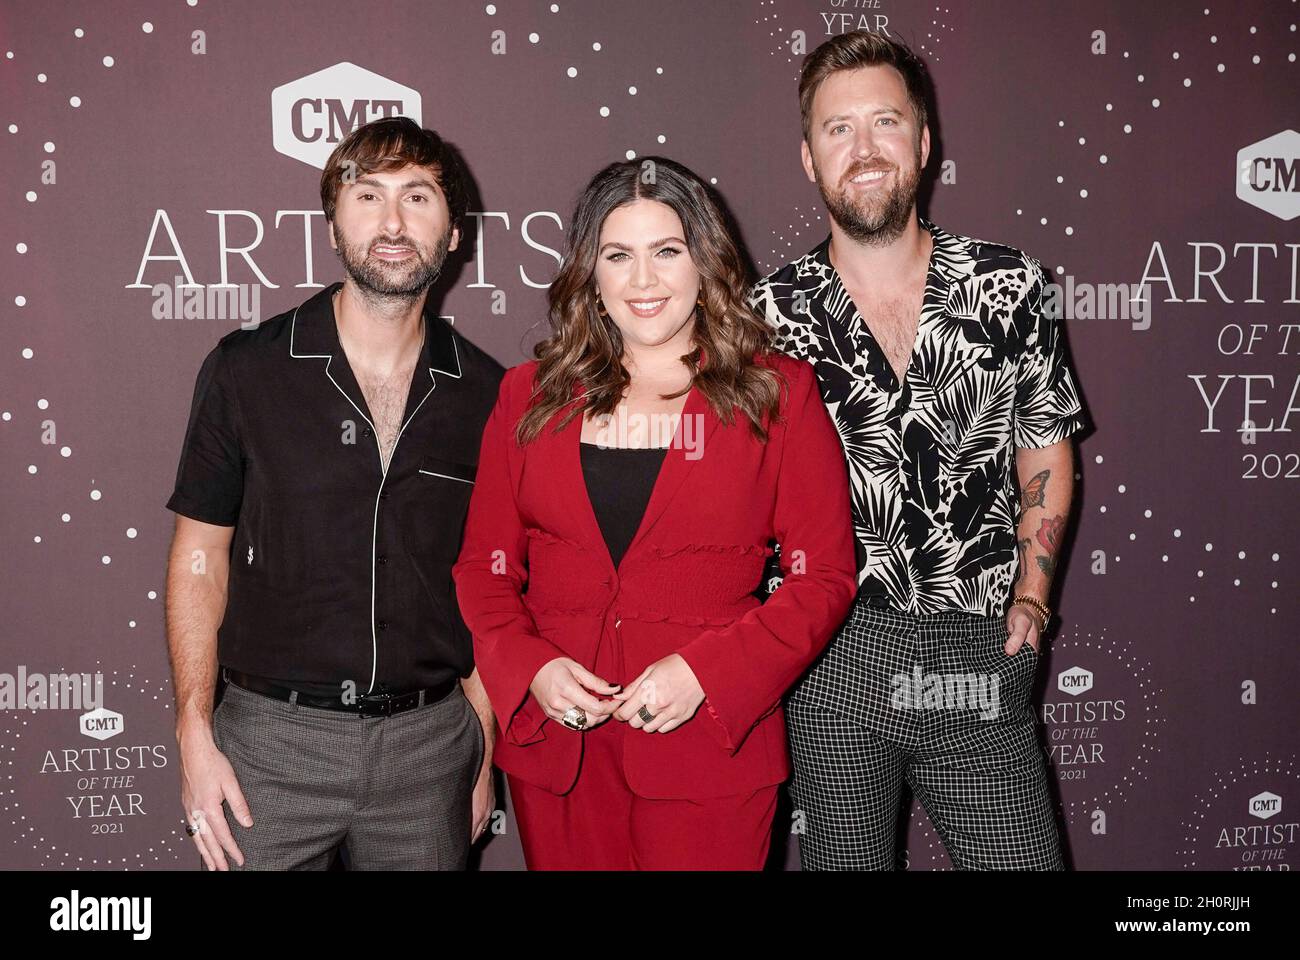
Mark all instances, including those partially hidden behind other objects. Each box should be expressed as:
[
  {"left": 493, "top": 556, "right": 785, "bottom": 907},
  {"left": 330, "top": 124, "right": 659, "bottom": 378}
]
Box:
[{"left": 785, "top": 596, "right": 1063, "bottom": 871}]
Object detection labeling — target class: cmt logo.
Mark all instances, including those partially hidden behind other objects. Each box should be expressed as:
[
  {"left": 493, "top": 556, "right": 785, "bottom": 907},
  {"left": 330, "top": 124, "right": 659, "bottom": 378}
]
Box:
[
  {"left": 1056, "top": 666, "right": 1093, "bottom": 697},
  {"left": 1248, "top": 790, "right": 1282, "bottom": 820},
  {"left": 271, "top": 62, "right": 422, "bottom": 169},
  {"left": 79, "top": 707, "right": 124, "bottom": 741},
  {"left": 1236, "top": 129, "right": 1300, "bottom": 221}
]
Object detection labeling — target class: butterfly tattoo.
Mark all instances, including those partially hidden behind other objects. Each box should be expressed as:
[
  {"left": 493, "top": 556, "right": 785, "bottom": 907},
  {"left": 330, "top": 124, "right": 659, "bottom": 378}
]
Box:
[{"left": 1021, "top": 469, "right": 1050, "bottom": 509}]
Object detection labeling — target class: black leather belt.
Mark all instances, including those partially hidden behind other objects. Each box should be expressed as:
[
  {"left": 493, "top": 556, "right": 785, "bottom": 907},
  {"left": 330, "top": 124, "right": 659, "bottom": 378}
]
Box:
[
  {"left": 222, "top": 669, "right": 457, "bottom": 717},
  {"left": 862, "top": 593, "right": 894, "bottom": 610}
]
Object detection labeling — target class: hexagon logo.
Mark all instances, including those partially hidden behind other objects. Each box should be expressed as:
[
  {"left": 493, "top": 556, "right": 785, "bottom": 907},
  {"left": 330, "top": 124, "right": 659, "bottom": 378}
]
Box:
[
  {"left": 271, "top": 62, "right": 423, "bottom": 169},
  {"left": 1236, "top": 129, "right": 1300, "bottom": 221},
  {"left": 1056, "top": 666, "right": 1093, "bottom": 697},
  {"left": 1248, "top": 791, "right": 1282, "bottom": 820},
  {"left": 79, "top": 706, "right": 124, "bottom": 741}
]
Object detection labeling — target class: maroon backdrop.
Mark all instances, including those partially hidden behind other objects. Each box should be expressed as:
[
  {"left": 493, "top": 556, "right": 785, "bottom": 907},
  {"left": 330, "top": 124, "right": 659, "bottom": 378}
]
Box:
[{"left": 1, "top": 0, "right": 1296, "bottom": 871}]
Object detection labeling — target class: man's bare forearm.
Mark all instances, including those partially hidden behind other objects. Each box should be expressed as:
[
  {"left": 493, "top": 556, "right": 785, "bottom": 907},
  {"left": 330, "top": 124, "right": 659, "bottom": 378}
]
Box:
[
  {"left": 1013, "top": 440, "right": 1075, "bottom": 605},
  {"left": 164, "top": 522, "right": 231, "bottom": 737}
]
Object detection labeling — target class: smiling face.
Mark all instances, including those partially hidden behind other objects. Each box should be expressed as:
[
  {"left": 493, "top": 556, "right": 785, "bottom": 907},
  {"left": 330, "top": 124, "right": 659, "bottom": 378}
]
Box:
[
  {"left": 328, "top": 163, "right": 460, "bottom": 297},
  {"left": 593, "top": 199, "right": 700, "bottom": 354},
  {"left": 801, "top": 64, "right": 930, "bottom": 246}
]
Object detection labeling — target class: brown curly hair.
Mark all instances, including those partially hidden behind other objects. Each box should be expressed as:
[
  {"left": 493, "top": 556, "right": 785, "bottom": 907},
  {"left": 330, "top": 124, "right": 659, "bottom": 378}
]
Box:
[{"left": 516, "top": 156, "right": 784, "bottom": 445}]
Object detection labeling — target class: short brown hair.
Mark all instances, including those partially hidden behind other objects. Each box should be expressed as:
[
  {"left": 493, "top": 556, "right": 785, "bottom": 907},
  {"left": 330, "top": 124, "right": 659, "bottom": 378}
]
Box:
[
  {"left": 319, "top": 117, "right": 468, "bottom": 232},
  {"left": 798, "top": 31, "right": 930, "bottom": 143}
]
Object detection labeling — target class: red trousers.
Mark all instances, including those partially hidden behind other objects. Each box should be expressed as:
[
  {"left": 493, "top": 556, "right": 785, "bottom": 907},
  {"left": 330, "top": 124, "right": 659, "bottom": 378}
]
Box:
[
  {"left": 507, "top": 713, "right": 778, "bottom": 870},
  {"left": 505, "top": 620, "right": 779, "bottom": 870}
]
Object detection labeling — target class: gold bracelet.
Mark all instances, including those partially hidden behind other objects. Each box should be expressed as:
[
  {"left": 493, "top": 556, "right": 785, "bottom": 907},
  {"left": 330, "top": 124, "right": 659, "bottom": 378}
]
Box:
[{"left": 1012, "top": 595, "right": 1050, "bottom": 631}]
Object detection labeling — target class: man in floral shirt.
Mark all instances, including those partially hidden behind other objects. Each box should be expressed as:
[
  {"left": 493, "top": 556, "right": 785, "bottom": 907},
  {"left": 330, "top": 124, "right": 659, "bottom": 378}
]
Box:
[{"left": 754, "top": 31, "right": 1089, "bottom": 869}]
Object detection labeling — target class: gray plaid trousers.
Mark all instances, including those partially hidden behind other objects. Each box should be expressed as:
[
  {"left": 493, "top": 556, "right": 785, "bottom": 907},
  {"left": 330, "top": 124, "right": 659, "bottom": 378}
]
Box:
[
  {"left": 208, "top": 679, "right": 483, "bottom": 870},
  {"left": 786, "top": 597, "right": 1064, "bottom": 870}
]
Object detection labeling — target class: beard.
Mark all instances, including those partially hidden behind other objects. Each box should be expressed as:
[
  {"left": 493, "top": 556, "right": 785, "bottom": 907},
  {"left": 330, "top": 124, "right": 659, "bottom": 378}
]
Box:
[
  {"left": 332, "top": 221, "right": 452, "bottom": 300},
  {"left": 814, "top": 151, "right": 922, "bottom": 247}
]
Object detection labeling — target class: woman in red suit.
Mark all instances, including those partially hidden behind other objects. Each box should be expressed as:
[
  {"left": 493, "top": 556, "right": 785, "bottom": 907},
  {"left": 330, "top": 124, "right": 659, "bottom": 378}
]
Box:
[{"left": 451, "top": 157, "right": 856, "bottom": 870}]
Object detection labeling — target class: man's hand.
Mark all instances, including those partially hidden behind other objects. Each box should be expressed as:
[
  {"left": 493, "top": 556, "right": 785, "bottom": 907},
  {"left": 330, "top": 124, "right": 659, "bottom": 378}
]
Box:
[
  {"left": 470, "top": 764, "right": 493, "bottom": 843},
  {"left": 528, "top": 658, "right": 621, "bottom": 730},
  {"left": 1004, "top": 603, "right": 1042, "bottom": 657},
  {"left": 166, "top": 514, "right": 241, "bottom": 870},
  {"left": 178, "top": 719, "right": 252, "bottom": 871},
  {"left": 460, "top": 668, "right": 497, "bottom": 844},
  {"left": 611, "top": 653, "right": 705, "bottom": 734}
]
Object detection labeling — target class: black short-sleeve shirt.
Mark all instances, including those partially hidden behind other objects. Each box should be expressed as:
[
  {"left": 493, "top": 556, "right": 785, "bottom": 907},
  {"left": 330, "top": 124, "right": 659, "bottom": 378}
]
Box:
[{"left": 167, "top": 283, "right": 504, "bottom": 696}]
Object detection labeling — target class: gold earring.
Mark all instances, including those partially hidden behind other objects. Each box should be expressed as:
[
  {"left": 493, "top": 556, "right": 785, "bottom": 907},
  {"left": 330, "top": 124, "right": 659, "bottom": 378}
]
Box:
[{"left": 596, "top": 295, "right": 609, "bottom": 318}]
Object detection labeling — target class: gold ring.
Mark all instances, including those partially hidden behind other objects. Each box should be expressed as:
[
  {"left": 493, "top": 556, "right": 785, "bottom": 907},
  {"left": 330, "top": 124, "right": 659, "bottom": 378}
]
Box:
[{"left": 561, "top": 706, "right": 588, "bottom": 731}]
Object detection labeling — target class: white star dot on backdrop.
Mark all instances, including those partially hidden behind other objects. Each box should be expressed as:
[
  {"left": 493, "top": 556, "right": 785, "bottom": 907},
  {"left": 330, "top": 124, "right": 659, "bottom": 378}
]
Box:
[
  {"left": 1085, "top": 452, "right": 1286, "bottom": 614},
  {"left": 1016, "top": 10, "right": 1300, "bottom": 238}
]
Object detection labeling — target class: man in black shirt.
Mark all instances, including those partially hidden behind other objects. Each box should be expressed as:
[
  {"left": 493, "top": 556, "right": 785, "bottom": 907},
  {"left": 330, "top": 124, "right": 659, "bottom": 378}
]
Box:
[{"left": 165, "top": 118, "right": 504, "bottom": 870}]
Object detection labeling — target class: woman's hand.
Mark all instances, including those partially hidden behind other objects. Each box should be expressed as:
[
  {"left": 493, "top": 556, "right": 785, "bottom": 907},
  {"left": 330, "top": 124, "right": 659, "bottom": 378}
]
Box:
[
  {"left": 529, "top": 658, "right": 621, "bottom": 730},
  {"left": 612, "top": 654, "right": 705, "bottom": 733}
]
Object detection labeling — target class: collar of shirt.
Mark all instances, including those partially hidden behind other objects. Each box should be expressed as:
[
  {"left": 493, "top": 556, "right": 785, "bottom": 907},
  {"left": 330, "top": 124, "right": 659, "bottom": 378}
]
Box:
[
  {"left": 801, "top": 217, "right": 993, "bottom": 403},
  {"left": 290, "top": 281, "right": 464, "bottom": 440}
]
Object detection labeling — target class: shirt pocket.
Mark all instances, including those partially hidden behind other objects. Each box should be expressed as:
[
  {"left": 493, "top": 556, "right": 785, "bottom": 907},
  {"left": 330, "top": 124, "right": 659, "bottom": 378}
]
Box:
[
  {"left": 402, "top": 455, "right": 479, "bottom": 561},
  {"left": 416, "top": 455, "right": 478, "bottom": 486}
]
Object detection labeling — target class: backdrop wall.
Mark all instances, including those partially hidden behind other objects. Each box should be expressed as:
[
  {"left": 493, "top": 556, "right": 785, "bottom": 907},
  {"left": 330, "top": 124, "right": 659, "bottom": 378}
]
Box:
[{"left": 1, "top": 0, "right": 1296, "bottom": 870}]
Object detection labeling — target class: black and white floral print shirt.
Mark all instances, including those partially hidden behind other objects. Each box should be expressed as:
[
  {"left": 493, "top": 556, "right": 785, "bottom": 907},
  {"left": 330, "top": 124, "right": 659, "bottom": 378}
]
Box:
[{"left": 751, "top": 218, "right": 1089, "bottom": 616}]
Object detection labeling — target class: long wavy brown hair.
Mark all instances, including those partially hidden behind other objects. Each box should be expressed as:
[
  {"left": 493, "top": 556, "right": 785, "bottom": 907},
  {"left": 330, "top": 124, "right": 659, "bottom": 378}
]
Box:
[{"left": 515, "top": 156, "right": 784, "bottom": 445}]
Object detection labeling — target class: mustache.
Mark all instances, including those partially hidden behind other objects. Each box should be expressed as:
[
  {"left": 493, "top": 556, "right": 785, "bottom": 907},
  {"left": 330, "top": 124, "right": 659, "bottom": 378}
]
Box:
[
  {"left": 841, "top": 162, "right": 895, "bottom": 184},
  {"left": 369, "top": 237, "right": 418, "bottom": 250}
]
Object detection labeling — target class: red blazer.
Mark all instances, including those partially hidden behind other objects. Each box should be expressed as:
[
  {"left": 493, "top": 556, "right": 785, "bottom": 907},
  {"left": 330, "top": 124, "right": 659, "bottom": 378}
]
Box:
[{"left": 451, "top": 352, "right": 856, "bottom": 799}]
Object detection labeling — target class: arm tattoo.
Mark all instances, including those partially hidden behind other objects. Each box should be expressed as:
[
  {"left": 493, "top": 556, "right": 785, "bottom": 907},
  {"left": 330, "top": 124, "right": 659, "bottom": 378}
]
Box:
[
  {"left": 1034, "top": 515, "right": 1065, "bottom": 579},
  {"left": 1021, "top": 469, "right": 1050, "bottom": 509}
]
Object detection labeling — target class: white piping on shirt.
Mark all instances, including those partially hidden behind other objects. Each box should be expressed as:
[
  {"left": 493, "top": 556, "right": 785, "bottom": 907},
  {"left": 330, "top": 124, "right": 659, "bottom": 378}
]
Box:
[
  {"left": 417, "top": 469, "right": 474, "bottom": 484},
  {"left": 288, "top": 304, "right": 464, "bottom": 696}
]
